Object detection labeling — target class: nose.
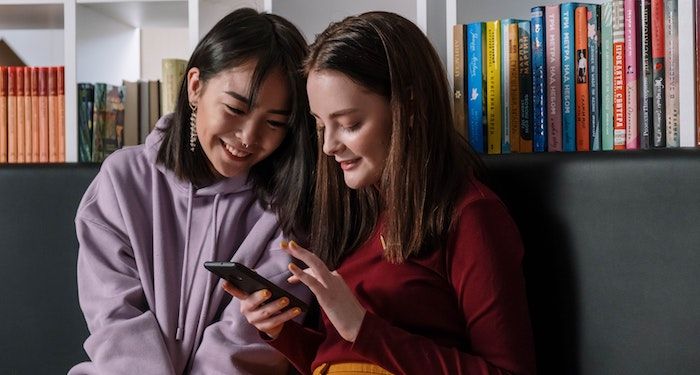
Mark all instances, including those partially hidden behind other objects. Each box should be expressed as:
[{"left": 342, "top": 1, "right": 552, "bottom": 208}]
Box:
[
  {"left": 322, "top": 127, "right": 343, "bottom": 156},
  {"left": 237, "top": 117, "right": 261, "bottom": 147}
]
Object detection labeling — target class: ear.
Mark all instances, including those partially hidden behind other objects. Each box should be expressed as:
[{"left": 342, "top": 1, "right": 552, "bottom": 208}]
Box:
[{"left": 187, "top": 67, "right": 201, "bottom": 105}]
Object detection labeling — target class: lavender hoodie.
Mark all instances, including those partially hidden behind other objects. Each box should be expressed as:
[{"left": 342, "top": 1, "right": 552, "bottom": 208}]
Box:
[{"left": 70, "top": 115, "right": 311, "bottom": 374}]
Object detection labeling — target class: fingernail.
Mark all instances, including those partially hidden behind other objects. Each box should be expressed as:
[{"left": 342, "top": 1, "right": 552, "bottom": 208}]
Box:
[
  {"left": 261, "top": 289, "right": 271, "bottom": 298},
  {"left": 278, "top": 298, "right": 289, "bottom": 307},
  {"left": 288, "top": 263, "right": 300, "bottom": 272},
  {"left": 292, "top": 308, "right": 301, "bottom": 315},
  {"left": 280, "top": 240, "right": 289, "bottom": 249},
  {"left": 289, "top": 240, "right": 297, "bottom": 249}
]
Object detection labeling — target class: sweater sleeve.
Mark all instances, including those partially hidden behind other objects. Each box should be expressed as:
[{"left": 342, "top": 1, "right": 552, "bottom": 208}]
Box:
[
  {"left": 267, "top": 321, "right": 326, "bottom": 375},
  {"left": 350, "top": 197, "right": 536, "bottom": 375},
  {"left": 70, "top": 177, "right": 175, "bottom": 375}
]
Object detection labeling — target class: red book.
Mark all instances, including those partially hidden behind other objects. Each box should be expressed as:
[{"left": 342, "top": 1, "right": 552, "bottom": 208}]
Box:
[
  {"left": 23, "top": 66, "right": 32, "bottom": 163},
  {"left": 16, "top": 66, "right": 25, "bottom": 163},
  {"left": 651, "top": 0, "right": 666, "bottom": 147},
  {"left": 48, "top": 66, "right": 57, "bottom": 163},
  {"left": 7, "top": 67, "right": 17, "bottom": 163},
  {"left": 575, "top": 6, "right": 591, "bottom": 151},
  {"left": 57, "top": 66, "right": 65, "bottom": 162},
  {"left": 612, "top": 0, "right": 627, "bottom": 150},
  {"left": 38, "top": 67, "right": 49, "bottom": 163},
  {"left": 30, "top": 67, "right": 39, "bottom": 162},
  {"left": 0, "top": 66, "right": 7, "bottom": 163}
]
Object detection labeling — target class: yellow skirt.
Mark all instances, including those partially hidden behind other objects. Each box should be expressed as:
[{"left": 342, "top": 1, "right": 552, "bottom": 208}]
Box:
[{"left": 313, "top": 362, "right": 394, "bottom": 375}]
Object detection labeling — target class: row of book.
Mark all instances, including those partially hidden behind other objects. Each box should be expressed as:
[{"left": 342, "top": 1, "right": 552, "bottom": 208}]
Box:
[
  {"left": 78, "top": 58, "right": 186, "bottom": 163},
  {"left": 453, "top": 0, "right": 698, "bottom": 154},
  {"left": 0, "top": 66, "right": 65, "bottom": 163}
]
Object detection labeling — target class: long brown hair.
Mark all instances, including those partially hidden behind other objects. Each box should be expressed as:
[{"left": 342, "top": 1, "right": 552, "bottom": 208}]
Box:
[
  {"left": 157, "top": 8, "right": 316, "bottom": 239},
  {"left": 306, "top": 11, "right": 483, "bottom": 268}
]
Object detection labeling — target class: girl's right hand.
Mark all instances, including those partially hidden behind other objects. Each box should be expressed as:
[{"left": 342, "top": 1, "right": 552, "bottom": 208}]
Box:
[{"left": 222, "top": 281, "right": 302, "bottom": 339}]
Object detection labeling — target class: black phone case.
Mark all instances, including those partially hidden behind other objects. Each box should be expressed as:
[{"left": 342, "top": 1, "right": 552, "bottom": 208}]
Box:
[{"left": 204, "top": 261, "right": 308, "bottom": 312}]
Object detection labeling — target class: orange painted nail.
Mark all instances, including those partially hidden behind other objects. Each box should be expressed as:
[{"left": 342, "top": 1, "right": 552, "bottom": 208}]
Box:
[
  {"left": 292, "top": 308, "right": 301, "bottom": 315},
  {"left": 280, "top": 240, "right": 289, "bottom": 249},
  {"left": 289, "top": 240, "right": 297, "bottom": 249}
]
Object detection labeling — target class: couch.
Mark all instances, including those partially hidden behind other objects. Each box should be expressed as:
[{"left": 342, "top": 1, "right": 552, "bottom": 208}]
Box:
[{"left": 1, "top": 149, "right": 699, "bottom": 374}]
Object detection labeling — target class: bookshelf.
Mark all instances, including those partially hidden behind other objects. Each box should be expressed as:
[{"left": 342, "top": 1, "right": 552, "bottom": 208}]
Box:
[{"left": 1, "top": 0, "right": 444, "bottom": 163}]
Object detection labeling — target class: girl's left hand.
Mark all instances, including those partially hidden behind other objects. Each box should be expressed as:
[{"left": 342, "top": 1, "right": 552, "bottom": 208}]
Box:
[{"left": 283, "top": 240, "right": 366, "bottom": 342}]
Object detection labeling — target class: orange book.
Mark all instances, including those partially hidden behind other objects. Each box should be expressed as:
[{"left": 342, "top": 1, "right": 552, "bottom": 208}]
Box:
[
  {"left": 7, "top": 67, "right": 17, "bottom": 163},
  {"left": 38, "top": 67, "right": 49, "bottom": 163},
  {"left": 48, "top": 66, "right": 57, "bottom": 163},
  {"left": 508, "top": 22, "right": 521, "bottom": 152},
  {"left": 57, "top": 66, "right": 65, "bottom": 162},
  {"left": 575, "top": 6, "right": 590, "bottom": 151},
  {"left": 0, "top": 66, "right": 7, "bottom": 163},
  {"left": 16, "top": 66, "right": 25, "bottom": 163},
  {"left": 23, "top": 66, "right": 32, "bottom": 163},
  {"left": 30, "top": 67, "right": 39, "bottom": 162}
]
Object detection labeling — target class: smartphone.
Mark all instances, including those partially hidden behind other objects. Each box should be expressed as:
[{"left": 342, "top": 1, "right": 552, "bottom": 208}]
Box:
[{"left": 204, "top": 261, "right": 308, "bottom": 313}]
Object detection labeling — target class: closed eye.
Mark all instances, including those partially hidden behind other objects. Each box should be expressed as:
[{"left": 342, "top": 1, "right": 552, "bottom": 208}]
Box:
[
  {"left": 225, "top": 104, "right": 245, "bottom": 115},
  {"left": 267, "top": 120, "right": 288, "bottom": 128}
]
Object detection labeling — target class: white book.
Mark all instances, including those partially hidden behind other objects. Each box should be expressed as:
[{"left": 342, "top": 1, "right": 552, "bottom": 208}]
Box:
[{"left": 678, "top": 0, "right": 696, "bottom": 147}]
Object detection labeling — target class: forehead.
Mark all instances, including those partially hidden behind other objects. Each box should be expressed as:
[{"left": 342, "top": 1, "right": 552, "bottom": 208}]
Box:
[
  {"left": 209, "top": 62, "right": 291, "bottom": 106},
  {"left": 307, "top": 70, "right": 375, "bottom": 109}
]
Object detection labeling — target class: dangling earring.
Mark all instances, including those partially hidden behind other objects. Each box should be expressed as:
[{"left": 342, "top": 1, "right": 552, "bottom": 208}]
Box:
[{"left": 189, "top": 102, "right": 197, "bottom": 152}]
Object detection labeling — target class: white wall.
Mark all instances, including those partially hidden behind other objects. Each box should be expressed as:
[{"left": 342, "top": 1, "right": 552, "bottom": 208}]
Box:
[
  {"left": 0, "top": 30, "right": 64, "bottom": 66},
  {"left": 140, "top": 27, "right": 189, "bottom": 81}
]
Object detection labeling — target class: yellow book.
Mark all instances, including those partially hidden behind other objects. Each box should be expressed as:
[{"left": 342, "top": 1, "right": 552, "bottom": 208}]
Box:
[
  {"left": 486, "top": 20, "right": 501, "bottom": 154},
  {"left": 508, "top": 22, "right": 521, "bottom": 153}
]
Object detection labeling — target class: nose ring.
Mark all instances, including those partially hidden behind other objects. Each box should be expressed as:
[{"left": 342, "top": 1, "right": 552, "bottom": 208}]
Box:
[{"left": 242, "top": 142, "right": 248, "bottom": 149}]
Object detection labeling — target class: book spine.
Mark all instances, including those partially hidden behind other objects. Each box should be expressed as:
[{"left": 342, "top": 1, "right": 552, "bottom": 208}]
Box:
[
  {"left": 58, "top": 66, "right": 65, "bottom": 162},
  {"left": 486, "top": 20, "right": 502, "bottom": 154},
  {"left": 561, "top": 3, "right": 577, "bottom": 152},
  {"left": 625, "top": 0, "right": 639, "bottom": 149},
  {"left": 453, "top": 24, "right": 467, "bottom": 138},
  {"left": 531, "top": 7, "right": 548, "bottom": 152},
  {"left": 501, "top": 19, "right": 512, "bottom": 153},
  {"left": 546, "top": 5, "right": 563, "bottom": 152},
  {"left": 665, "top": 0, "right": 679, "bottom": 147},
  {"left": 467, "top": 22, "right": 485, "bottom": 153},
  {"left": 161, "top": 59, "right": 186, "bottom": 116},
  {"left": 639, "top": 0, "right": 654, "bottom": 149},
  {"left": 38, "top": 67, "right": 49, "bottom": 163},
  {"left": 651, "top": 0, "right": 667, "bottom": 147},
  {"left": 48, "top": 66, "right": 58, "bottom": 162},
  {"left": 588, "top": 5, "right": 602, "bottom": 151},
  {"left": 8, "top": 67, "right": 17, "bottom": 163},
  {"left": 575, "top": 6, "right": 591, "bottom": 151},
  {"left": 103, "top": 85, "right": 121, "bottom": 158},
  {"left": 601, "top": 2, "right": 615, "bottom": 150},
  {"left": 16, "top": 66, "right": 25, "bottom": 163},
  {"left": 508, "top": 21, "right": 521, "bottom": 153},
  {"left": 677, "top": 0, "right": 695, "bottom": 146},
  {"left": 23, "top": 66, "right": 32, "bottom": 162},
  {"left": 92, "top": 83, "right": 106, "bottom": 162},
  {"left": 30, "top": 67, "right": 39, "bottom": 162},
  {"left": 697, "top": 0, "right": 700, "bottom": 146},
  {"left": 77, "top": 83, "right": 94, "bottom": 163},
  {"left": 613, "top": 0, "right": 627, "bottom": 149},
  {"left": 519, "top": 20, "right": 533, "bottom": 153},
  {"left": 0, "top": 66, "right": 7, "bottom": 163}
]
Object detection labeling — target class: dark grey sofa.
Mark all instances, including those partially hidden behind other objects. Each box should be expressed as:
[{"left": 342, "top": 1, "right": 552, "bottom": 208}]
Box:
[{"left": 1, "top": 149, "right": 699, "bottom": 374}]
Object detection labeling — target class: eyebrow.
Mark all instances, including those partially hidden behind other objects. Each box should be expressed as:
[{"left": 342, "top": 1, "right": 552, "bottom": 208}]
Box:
[
  {"left": 309, "top": 108, "right": 360, "bottom": 119},
  {"left": 225, "top": 90, "right": 291, "bottom": 116}
]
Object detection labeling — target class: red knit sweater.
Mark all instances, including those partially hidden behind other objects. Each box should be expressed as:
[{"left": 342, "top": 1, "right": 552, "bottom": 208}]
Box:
[{"left": 269, "top": 181, "right": 536, "bottom": 375}]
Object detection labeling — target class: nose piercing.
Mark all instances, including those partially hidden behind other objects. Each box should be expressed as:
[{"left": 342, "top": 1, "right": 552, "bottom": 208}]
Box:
[{"left": 242, "top": 142, "right": 248, "bottom": 149}]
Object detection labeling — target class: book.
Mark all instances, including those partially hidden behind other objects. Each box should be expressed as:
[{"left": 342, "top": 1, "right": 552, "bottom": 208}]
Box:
[
  {"left": 486, "top": 20, "right": 502, "bottom": 154},
  {"left": 466, "top": 22, "right": 486, "bottom": 153},
  {"left": 503, "top": 19, "right": 523, "bottom": 153},
  {"left": 453, "top": 24, "right": 467, "bottom": 138},
  {"left": 501, "top": 19, "right": 514, "bottom": 153},
  {"left": 104, "top": 85, "right": 124, "bottom": 157},
  {"left": 612, "top": 0, "right": 627, "bottom": 150},
  {"left": 38, "top": 67, "right": 48, "bottom": 163},
  {"left": 664, "top": 0, "right": 679, "bottom": 147},
  {"left": 518, "top": 20, "right": 533, "bottom": 153},
  {"left": 587, "top": 4, "right": 602, "bottom": 151},
  {"left": 48, "top": 67, "right": 58, "bottom": 162},
  {"left": 8, "top": 67, "right": 17, "bottom": 163},
  {"left": 531, "top": 6, "right": 548, "bottom": 152},
  {"left": 601, "top": 2, "right": 615, "bottom": 150},
  {"left": 16, "top": 66, "right": 25, "bottom": 163},
  {"left": 546, "top": 5, "right": 563, "bottom": 152},
  {"left": 0, "top": 66, "right": 6, "bottom": 163},
  {"left": 57, "top": 67, "right": 65, "bottom": 162},
  {"left": 561, "top": 3, "right": 578, "bottom": 152},
  {"left": 639, "top": 0, "right": 654, "bottom": 149},
  {"left": 148, "top": 80, "right": 160, "bottom": 133},
  {"left": 138, "top": 81, "right": 150, "bottom": 143},
  {"left": 575, "top": 6, "right": 590, "bottom": 151},
  {"left": 23, "top": 66, "right": 32, "bottom": 162},
  {"left": 651, "top": 0, "right": 666, "bottom": 147},
  {"left": 30, "top": 67, "right": 39, "bottom": 162},
  {"left": 77, "top": 83, "right": 94, "bottom": 163},
  {"left": 123, "top": 80, "right": 139, "bottom": 147},
  {"left": 625, "top": 0, "right": 639, "bottom": 149},
  {"left": 696, "top": 0, "right": 700, "bottom": 146},
  {"left": 677, "top": 0, "right": 696, "bottom": 147},
  {"left": 92, "top": 83, "right": 107, "bottom": 162},
  {"left": 161, "top": 58, "right": 186, "bottom": 116}
]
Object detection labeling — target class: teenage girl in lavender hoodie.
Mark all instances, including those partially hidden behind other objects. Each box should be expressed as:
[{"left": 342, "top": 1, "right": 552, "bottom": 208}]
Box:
[{"left": 69, "top": 8, "right": 315, "bottom": 375}]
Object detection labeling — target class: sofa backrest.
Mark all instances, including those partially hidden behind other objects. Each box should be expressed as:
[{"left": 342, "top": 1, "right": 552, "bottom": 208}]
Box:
[
  {"left": 0, "top": 164, "right": 98, "bottom": 374},
  {"left": 484, "top": 149, "right": 700, "bottom": 375}
]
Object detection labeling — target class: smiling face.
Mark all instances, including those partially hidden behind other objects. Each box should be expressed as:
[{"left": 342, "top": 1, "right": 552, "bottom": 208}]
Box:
[
  {"left": 307, "top": 70, "right": 392, "bottom": 189},
  {"left": 187, "top": 60, "right": 291, "bottom": 178}
]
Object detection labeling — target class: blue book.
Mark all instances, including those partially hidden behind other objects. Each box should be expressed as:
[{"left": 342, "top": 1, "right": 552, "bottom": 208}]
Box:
[
  {"left": 561, "top": 3, "right": 577, "bottom": 152},
  {"left": 587, "top": 4, "right": 602, "bottom": 151},
  {"left": 466, "top": 22, "right": 485, "bottom": 153},
  {"left": 531, "top": 6, "right": 547, "bottom": 152}
]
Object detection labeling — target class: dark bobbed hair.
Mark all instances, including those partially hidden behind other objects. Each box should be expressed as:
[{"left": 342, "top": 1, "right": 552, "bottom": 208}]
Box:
[
  {"left": 157, "top": 8, "right": 316, "bottom": 239},
  {"left": 306, "top": 11, "right": 483, "bottom": 267}
]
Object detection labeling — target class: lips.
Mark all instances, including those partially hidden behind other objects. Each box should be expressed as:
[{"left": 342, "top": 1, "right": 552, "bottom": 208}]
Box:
[
  {"left": 221, "top": 140, "right": 251, "bottom": 159},
  {"left": 338, "top": 158, "right": 360, "bottom": 171}
]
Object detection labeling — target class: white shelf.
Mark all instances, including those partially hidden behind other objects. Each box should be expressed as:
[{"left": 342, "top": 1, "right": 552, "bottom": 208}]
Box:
[
  {"left": 77, "top": 0, "right": 187, "bottom": 28},
  {"left": 0, "top": 3, "right": 63, "bottom": 29}
]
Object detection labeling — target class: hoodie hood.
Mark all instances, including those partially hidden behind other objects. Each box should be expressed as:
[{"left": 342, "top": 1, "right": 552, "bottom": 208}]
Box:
[{"left": 144, "top": 114, "right": 251, "bottom": 197}]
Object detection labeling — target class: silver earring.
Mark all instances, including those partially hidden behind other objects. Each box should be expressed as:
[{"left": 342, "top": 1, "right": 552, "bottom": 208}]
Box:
[{"left": 189, "top": 102, "right": 197, "bottom": 152}]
